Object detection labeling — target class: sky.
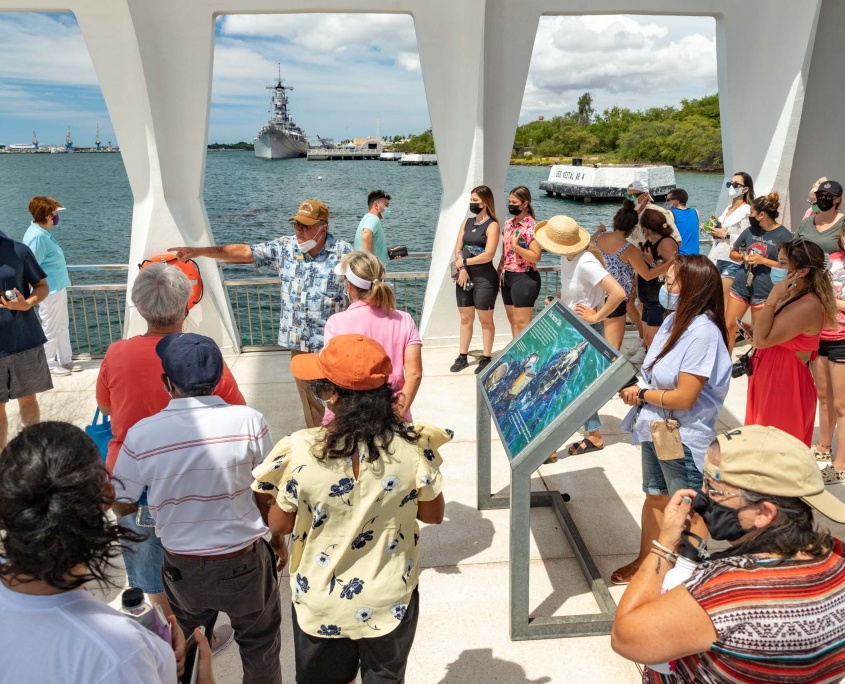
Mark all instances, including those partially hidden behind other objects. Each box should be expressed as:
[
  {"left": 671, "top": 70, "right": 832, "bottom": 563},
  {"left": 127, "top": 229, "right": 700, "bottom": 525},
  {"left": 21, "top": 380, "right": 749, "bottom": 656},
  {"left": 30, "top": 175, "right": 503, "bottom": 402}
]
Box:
[{"left": 0, "top": 12, "right": 716, "bottom": 147}]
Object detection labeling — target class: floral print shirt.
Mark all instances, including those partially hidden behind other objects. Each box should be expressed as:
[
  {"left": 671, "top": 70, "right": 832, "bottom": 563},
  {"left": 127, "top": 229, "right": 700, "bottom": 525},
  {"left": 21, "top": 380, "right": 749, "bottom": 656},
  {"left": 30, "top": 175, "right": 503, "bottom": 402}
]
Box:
[
  {"left": 251, "top": 422, "right": 451, "bottom": 639},
  {"left": 501, "top": 215, "right": 537, "bottom": 273},
  {"left": 250, "top": 232, "right": 352, "bottom": 352}
]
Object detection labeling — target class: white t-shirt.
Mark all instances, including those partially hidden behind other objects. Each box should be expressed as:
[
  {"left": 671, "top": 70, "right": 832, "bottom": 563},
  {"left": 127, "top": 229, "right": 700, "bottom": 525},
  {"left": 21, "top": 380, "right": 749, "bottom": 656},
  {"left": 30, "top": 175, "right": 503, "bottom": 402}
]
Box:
[
  {"left": 708, "top": 203, "right": 751, "bottom": 263},
  {"left": 0, "top": 581, "right": 176, "bottom": 684},
  {"left": 559, "top": 251, "right": 609, "bottom": 311}
]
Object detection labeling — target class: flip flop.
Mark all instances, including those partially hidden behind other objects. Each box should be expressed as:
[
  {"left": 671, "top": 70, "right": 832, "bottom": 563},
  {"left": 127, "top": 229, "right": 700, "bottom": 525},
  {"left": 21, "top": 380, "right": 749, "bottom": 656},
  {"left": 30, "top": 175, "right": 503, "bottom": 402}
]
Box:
[
  {"left": 610, "top": 562, "right": 641, "bottom": 586},
  {"left": 567, "top": 438, "right": 604, "bottom": 455}
]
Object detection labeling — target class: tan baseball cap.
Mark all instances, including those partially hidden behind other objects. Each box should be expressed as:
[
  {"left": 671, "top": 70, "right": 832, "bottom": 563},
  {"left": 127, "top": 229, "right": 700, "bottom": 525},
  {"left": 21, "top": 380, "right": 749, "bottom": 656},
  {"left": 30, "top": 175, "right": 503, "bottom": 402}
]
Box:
[
  {"left": 289, "top": 199, "right": 329, "bottom": 226},
  {"left": 708, "top": 425, "right": 845, "bottom": 523}
]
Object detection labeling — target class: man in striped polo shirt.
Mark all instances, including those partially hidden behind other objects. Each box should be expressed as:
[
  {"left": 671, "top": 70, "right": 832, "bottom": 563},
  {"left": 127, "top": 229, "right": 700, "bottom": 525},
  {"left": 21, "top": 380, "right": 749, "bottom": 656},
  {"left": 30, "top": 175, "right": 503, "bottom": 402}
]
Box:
[{"left": 112, "top": 333, "right": 283, "bottom": 684}]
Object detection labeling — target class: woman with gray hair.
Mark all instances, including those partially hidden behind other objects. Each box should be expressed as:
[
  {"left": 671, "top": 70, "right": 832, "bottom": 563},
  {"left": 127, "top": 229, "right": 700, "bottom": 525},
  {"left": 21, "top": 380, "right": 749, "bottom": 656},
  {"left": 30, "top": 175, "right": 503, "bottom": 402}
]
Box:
[{"left": 95, "top": 262, "right": 243, "bottom": 653}]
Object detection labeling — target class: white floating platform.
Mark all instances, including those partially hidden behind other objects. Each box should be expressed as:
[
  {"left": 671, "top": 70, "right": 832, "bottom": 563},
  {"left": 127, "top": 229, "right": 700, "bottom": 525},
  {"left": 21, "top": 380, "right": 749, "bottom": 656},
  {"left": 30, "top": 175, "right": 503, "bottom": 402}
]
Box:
[
  {"left": 379, "top": 152, "right": 404, "bottom": 161},
  {"left": 539, "top": 164, "right": 675, "bottom": 202},
  {"left": 399, "top": 153, "right": 438, "bottom": 166}
]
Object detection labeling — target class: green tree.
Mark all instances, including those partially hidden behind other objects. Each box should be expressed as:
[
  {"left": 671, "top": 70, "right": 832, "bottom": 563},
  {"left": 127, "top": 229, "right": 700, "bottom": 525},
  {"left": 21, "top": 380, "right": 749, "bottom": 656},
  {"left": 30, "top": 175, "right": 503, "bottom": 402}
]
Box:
[{"left": 577, "top": 92, "right": 594, "bottom": 126}]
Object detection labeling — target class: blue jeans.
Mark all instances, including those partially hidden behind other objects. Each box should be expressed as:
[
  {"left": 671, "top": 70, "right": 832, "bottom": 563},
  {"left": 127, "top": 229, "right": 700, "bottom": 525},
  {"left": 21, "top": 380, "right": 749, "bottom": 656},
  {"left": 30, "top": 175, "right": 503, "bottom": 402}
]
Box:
[
  {"left": 640, "top": 441, "right": 703, "bottom": 497},
  {"left": 119, "top": 513, "right": 165, "bottom": 594}
]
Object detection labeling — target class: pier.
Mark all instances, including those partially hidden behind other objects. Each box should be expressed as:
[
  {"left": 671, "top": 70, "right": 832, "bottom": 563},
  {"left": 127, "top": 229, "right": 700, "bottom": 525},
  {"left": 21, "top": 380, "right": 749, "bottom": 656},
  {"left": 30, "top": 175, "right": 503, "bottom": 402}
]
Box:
[{"left": 306, "top": 148, "right": 382, "bottom": 161}]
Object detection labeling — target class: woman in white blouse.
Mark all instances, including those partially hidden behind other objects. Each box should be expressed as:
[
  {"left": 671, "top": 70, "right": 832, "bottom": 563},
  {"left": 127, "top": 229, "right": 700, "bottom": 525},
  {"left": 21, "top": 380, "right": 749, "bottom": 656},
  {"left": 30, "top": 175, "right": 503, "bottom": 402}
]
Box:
[{"left": 707, "top": 171, "right": 755, "bottom": 304}]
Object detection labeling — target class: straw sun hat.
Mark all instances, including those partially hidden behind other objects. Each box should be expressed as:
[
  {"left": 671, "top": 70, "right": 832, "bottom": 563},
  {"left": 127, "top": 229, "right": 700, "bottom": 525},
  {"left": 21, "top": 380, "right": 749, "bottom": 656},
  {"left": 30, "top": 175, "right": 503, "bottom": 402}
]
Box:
[{"left": 534, "top": 215, "right": 591, "bottom": 256}]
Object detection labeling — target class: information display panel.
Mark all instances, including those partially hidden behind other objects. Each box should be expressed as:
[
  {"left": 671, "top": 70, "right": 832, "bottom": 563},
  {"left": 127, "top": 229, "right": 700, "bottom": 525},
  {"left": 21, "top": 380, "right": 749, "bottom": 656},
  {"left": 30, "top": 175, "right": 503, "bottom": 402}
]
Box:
[{"left": 480, "top": 300, "right": 619, "bottom": 460}]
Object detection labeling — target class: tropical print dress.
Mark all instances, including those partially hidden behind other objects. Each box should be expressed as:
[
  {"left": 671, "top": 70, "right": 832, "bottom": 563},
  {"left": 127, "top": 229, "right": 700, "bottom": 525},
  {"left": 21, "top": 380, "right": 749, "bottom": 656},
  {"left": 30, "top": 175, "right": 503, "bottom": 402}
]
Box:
[{"left": 251, "top": 423, "right": 451, "bottom": 639}]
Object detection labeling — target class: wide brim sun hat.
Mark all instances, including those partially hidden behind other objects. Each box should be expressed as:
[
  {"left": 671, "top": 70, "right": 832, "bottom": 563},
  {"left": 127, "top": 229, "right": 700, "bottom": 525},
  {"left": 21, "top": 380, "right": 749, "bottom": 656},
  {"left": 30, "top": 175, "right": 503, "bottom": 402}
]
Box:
[{"left": 534, "top": 215, "right": 591, "bottom": 256}]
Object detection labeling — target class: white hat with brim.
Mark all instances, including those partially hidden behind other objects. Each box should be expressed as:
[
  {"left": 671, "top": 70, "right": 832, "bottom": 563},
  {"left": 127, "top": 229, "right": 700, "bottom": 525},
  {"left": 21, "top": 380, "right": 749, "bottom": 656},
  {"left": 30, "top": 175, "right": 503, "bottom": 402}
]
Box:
[{"left": 534, "top": 215, "right": 591, "bottom": 256}]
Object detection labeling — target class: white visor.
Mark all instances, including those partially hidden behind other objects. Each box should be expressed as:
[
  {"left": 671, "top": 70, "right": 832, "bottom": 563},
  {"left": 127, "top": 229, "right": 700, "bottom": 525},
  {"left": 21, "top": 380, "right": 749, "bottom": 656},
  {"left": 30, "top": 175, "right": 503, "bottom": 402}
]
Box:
[{"left": 333, "top": 263, "right": 372, "bottom": 290}]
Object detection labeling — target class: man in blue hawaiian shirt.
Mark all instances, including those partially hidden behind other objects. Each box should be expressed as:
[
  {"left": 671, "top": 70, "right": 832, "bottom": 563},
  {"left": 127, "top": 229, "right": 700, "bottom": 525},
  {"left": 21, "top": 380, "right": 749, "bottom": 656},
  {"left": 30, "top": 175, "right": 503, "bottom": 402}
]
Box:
[{"left": 170, "top": 199, "right": 352, "bottom": 426}]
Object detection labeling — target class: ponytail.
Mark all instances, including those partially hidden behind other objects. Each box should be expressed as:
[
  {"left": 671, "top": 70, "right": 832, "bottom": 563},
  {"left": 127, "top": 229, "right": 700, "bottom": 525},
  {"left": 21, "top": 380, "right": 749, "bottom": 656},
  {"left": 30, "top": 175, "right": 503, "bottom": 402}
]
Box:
[{"left": 340, "top": 250, "right": 396, "bottom": 314}]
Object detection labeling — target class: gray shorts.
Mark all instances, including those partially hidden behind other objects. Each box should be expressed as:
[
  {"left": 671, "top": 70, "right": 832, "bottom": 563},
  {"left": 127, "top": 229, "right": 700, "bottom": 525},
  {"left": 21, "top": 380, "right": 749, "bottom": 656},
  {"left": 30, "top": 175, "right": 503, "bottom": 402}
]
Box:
[{"left": 0, "top": 346, "right": 53, "bottom": 402}]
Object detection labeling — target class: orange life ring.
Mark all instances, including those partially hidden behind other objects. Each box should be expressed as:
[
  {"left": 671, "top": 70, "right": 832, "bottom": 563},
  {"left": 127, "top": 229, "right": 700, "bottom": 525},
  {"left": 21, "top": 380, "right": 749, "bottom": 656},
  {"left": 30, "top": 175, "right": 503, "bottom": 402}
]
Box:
[{"left": 138, "top": 253, "right": 204, "bottom": 310}]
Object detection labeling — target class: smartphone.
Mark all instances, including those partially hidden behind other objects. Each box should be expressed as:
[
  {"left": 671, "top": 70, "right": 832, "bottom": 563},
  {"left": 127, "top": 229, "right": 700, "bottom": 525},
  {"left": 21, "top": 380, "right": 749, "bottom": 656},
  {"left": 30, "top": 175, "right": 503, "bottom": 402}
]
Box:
[
  {"left": 736, "top": 318, "right": 753, "bottom": 341},
  {"left": 180, "top": 626, "right": 205, "bottom": 684}
]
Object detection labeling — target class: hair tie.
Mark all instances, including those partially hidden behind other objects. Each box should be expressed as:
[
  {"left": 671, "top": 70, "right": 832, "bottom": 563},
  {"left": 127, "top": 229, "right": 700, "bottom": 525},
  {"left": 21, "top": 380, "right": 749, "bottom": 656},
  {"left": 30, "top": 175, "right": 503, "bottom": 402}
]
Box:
[{"left": 372, "top": 278, "right": 380, "bottom": 285}]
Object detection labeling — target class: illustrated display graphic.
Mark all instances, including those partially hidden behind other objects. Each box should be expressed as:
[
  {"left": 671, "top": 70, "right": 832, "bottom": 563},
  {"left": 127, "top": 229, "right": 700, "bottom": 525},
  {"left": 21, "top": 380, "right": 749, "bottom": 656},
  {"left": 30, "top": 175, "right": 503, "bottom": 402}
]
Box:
[{"left": 481, "top": 301, "right": 614, "bottom": 458}]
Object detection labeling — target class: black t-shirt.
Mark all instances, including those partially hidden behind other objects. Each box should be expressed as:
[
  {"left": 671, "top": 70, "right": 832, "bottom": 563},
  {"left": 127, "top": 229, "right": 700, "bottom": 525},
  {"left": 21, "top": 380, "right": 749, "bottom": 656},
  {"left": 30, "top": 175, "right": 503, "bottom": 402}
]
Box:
[
  {"left": 731, "top": 224, "right": 793, "bottom": 298},
  {"left": 0, "top": 235, "right": 48, "bottom": 357},
  {"left": 638, "top": 236, "right": 672, "bottom": 304}
]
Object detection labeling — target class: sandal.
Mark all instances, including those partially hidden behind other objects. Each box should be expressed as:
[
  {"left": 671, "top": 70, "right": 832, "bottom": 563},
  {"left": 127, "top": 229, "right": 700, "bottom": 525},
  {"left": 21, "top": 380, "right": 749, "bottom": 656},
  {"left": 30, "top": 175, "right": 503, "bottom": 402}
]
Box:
[
  {"left": 610, "top": 562, "right": 641, "bottom": 586},
  {"left": 812, "top": 444, "right": 832, "bottom": 461},
  {"left": 567, "top": 438, "right": 604, "bottom": 455},
  {"left": 543, "top": 453, "right": 559, "bottom": 464}
]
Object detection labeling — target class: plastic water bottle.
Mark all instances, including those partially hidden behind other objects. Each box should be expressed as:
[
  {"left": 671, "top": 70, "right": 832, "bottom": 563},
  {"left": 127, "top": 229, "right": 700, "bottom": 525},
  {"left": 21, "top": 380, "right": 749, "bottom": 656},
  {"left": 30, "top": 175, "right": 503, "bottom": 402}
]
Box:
[
  {"left": 119, "top": 588, "right": 170, "bottom": 642},
  {"left": 650, "top": 534, "right": 706, "bottom": 675}
]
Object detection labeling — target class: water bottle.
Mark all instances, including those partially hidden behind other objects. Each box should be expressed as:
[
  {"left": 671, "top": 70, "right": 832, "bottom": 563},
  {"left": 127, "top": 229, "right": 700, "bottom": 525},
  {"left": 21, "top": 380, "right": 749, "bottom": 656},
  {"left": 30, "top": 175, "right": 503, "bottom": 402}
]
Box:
[
  {"left": 119, "top": 588, "right": 170, "bottom": 642},
  {"left": 650, "top": 533, "right": 707, "bottom": 675}
]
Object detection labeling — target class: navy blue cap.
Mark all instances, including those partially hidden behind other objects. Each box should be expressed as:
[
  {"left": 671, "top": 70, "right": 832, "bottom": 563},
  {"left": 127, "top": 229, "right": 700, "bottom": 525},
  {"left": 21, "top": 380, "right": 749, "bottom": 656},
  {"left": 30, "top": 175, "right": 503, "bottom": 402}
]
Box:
[
  {"left": 818, "top": 180, "right": 843, "bottom": 197},
  {"left": 156, "top": 333, "right": 223, "bottom": 390}
]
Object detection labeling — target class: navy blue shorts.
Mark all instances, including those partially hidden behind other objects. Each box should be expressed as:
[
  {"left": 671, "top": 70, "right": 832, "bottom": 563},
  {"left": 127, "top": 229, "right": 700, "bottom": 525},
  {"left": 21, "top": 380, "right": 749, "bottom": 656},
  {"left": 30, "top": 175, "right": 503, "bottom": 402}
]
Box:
[{"left": 641, "top": 302, "right": 667, "bottom": 327}]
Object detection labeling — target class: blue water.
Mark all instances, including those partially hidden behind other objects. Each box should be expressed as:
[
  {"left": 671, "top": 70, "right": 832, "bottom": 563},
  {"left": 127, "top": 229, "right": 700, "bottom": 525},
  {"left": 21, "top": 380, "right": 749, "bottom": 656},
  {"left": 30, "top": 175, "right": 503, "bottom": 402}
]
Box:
[{"left": 0, "top": 151, "right": 723, "bottom": 269}]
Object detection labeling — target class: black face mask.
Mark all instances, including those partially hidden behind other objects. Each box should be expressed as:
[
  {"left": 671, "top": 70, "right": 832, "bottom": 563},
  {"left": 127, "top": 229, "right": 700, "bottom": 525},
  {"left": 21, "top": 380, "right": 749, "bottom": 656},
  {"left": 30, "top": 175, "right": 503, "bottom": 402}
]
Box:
[
  {"left": 508, "top": 204, "right": 522, "bottom": 216},
  {"left": 816, "top": 196, "right": 836, "bottom": 212},
  {"left": 469, "top": 202, "right": 482, "bottom": 215},
  {"left": 692, "top": 491, "right": 755, "bottom": 542},
  {"left": 748, "top": 216, "right": 760, "bottom": 229}
]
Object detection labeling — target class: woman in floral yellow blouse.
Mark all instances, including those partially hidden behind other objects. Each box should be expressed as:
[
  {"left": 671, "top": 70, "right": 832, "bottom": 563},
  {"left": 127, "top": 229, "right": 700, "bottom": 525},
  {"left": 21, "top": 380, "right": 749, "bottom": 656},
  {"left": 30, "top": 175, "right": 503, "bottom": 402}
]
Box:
[{"left": 251, "top": 334, "right": 449, "bottom": 684}]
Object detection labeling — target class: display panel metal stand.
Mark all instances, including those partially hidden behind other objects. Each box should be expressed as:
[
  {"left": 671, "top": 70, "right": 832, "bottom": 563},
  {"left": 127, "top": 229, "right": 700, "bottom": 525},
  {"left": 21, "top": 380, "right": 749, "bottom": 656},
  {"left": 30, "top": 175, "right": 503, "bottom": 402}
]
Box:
[{"left": 476, "top": 301, "right": 637, "bottom": 640}]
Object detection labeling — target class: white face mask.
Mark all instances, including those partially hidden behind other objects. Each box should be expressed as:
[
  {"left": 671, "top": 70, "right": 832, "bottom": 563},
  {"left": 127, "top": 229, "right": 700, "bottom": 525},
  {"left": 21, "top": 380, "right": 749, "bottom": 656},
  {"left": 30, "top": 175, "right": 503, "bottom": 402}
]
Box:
[
  {"left": 727, "top": 185, "right": 745, "bottom": 199},
  {"left": 297, "top": 225, "right": 325, "bottom": 253}
]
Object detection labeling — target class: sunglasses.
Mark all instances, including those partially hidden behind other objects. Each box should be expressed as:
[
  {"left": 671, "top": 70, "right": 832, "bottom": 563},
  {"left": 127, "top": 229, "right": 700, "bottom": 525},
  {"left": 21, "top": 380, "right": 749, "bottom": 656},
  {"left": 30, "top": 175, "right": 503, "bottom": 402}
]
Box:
[
  {"left": 311, "top": 380, "right": 336, "bottom": 403},
  {"left": 816, "top": 193, "right": 836, "bottom": 201},
  {"left": 726, "top": 181, "right": 745, "bottom": 189}
]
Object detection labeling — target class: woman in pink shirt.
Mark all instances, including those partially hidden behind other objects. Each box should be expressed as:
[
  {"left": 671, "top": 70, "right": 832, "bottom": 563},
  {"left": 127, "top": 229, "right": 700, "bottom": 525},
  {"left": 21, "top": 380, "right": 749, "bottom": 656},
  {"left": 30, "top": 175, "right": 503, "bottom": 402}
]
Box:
[{"left": 324, "top": 251, "right": 423, "bottom": 419}]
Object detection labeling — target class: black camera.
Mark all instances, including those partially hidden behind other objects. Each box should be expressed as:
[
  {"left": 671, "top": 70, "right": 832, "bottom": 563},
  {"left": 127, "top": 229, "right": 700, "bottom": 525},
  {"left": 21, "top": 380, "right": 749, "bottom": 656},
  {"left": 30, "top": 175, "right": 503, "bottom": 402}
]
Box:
[{"left": 731, "top": 350, "right": 754, "bottom": 378}]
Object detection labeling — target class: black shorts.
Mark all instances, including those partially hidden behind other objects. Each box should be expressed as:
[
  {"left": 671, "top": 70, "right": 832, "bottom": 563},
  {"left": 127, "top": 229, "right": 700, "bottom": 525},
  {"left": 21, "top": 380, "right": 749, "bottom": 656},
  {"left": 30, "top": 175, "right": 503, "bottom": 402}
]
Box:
[
  {"left": 456, "top": 263, "right": 498, "bottom": 310},
  {"left": 641, "top": 302, "right": 667, "bottom": 327},
  {"left": 0, "top": 346, "right": 52, "bottom": 403},
  {"left": 819, "top": 339, "right": 845, "bottom": 363},
  {"left": 606, "top": 297, "right": 628, "bottom": 319},
  {"left": 501, "top": 270, "right": 541, "bottom": 308},
  {"left": 291, "top": 587, "right": 420, "bottom": 684}
]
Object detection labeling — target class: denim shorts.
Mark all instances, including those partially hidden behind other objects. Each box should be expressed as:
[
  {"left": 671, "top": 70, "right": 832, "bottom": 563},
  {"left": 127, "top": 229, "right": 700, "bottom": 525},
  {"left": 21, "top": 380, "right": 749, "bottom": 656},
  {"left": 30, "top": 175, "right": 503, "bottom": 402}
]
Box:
[
  {"left": 641, "top": 440, "right": 703, "bottom": 497},
  {"left": 715, "top": 259, "right": 740, "bottom": 280},
  {"left": 641, "top": 302, "right": 667, "bottom": 327},
  {"left": 119, "top": 513, "right": 165, "bottom": 594}
]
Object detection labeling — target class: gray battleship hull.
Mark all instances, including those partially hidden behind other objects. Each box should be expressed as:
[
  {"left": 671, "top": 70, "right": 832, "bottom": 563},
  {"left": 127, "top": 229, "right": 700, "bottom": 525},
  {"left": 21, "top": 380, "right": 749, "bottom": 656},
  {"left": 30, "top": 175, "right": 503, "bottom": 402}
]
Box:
[{"left": 254, "top": 127, "right": 308, "bottom": 160}]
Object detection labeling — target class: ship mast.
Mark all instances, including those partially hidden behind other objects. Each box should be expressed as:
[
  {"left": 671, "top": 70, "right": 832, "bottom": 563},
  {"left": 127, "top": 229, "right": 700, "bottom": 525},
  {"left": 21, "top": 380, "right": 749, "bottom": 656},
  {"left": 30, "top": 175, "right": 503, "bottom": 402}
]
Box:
[
  {"left": 66, "top": 125, "right": 73, "bottom": 150},
  {"left": 95, "top": 123, "right": 101, "bottom": 150}
]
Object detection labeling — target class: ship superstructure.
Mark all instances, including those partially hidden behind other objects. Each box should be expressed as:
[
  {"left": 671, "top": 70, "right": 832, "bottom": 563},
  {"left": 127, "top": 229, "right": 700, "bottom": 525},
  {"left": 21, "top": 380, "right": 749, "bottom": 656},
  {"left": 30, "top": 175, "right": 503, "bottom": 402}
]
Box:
[{"left": 253, "top": 65, "right": 308, "bottom": 160}]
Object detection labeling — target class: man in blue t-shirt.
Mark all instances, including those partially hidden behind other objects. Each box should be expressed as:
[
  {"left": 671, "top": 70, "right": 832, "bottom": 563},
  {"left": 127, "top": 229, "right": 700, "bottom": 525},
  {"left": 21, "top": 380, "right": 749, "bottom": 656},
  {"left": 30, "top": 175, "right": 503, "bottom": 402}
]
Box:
[
  {"left": 0, "top": 232, "right": 52, "bottom": 448},
  {"left": 666, "top": 188, "right": 700, "bottom": 256},
  {"left": 354, "top": 189, "right": 391, "bottom": 266}
]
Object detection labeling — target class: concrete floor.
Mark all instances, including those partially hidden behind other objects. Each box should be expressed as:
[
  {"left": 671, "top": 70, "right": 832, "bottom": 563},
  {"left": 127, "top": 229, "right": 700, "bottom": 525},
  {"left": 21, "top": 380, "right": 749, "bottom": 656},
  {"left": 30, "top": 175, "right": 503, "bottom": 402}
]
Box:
[{"left": 10, "top": 338, "right": 845, "bottom": 684}]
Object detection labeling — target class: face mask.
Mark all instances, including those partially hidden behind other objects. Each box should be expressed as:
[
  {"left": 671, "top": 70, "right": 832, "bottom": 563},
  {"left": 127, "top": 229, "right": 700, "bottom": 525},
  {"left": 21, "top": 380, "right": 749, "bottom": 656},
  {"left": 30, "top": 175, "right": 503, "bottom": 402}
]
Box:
[
  {"left": 770, "top": 267, "right": 788, "bottom": 284},
  {"left": 727, "top": 185, "right": 745, "bottom": 198},
  {"left": 51, "top": 214, "right": 59, "bottom": 226},
  {"left": 816, "top": 196, "right": 836, "bottom": 212},
  {"left": 297, "top": 225, "right": 324, "bottom": 253},
  {"left": 748, "top": 215, "right": 760, "bottom": 229},
  {"left": 658, "top": 285, "right": 679, "bottom": 311},
  {"left": 692, "top": 491, "right": 755, "bottom": 542},
  {"left": 381, "top": 206, "right": 391, "bottom": 220},
  {"left": 810, "top": 204, "right": 820, "bottom": 214},
  {"left": 469, "top": 202, "right": 482, "bottom": 215},
  {"left": 508, "top": 204, "right": 522, "bottom": 216}
]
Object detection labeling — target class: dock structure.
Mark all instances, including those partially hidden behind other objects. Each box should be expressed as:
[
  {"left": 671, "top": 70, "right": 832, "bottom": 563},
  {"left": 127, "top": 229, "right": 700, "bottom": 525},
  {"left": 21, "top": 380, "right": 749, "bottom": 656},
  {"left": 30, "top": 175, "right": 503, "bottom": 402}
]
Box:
[
  {"left": 399, "top": 153, "right": 438, "bottom": 166},
  {"left": 306, "top": 148, "right": 381, "bottom": 161}
]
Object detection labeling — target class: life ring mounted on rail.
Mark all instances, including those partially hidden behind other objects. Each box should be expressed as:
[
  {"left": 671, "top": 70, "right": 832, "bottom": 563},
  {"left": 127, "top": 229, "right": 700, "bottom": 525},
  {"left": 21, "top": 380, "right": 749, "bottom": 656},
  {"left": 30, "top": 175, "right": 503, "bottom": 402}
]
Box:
[{"left": 138, "top": 253, "right": 204, "bottom": 311}]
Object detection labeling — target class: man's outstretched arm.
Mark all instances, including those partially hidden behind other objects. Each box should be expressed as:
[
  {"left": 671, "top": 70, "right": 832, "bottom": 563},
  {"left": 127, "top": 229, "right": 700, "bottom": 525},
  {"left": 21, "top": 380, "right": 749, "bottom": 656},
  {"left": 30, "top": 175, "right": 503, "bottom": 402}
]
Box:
[{"left": 168, "top": 244, "right": 254, "bottom": 263}]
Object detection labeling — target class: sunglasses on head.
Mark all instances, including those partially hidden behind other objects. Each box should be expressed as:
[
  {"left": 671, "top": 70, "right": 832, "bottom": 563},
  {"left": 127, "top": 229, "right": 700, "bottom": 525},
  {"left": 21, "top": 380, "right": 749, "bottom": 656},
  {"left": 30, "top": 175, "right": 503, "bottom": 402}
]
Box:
[{"left": 726, "top": 181, "right": 745, "bottom": 189}]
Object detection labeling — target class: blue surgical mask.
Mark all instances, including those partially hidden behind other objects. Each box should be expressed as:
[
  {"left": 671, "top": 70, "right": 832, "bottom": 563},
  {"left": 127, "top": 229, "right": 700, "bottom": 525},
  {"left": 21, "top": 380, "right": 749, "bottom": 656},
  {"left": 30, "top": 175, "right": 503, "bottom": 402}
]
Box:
[
  {"left": 770, "top": 267, "right": 788, "bottom": 284},
  {"left": 659, "top": 285, "right": 679, "bottom": 311},
  {"left": 381, "top": 207, "right": 391, "bottom": 220}
]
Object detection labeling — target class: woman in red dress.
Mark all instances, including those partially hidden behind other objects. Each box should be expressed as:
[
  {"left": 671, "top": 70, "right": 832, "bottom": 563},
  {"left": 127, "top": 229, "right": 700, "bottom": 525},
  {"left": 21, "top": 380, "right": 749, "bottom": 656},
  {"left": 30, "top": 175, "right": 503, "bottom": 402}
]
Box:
[{"left": 746, "top": 239, "right": 837, "bottom": 444}]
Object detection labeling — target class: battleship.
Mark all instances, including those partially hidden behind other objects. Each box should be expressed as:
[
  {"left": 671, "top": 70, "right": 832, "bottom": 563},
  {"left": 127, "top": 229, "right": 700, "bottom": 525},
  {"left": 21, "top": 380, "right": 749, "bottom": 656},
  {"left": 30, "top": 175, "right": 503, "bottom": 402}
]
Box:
[{"left": 253, "top": 65, "right": 308, "bottom": 160}]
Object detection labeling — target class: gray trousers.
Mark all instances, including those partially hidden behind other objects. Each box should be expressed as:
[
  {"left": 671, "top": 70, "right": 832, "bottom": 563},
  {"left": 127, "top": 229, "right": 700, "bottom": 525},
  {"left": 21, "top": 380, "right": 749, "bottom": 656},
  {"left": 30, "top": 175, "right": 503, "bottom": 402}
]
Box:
[{"left": 163, "top": 540, "right": 283, "bottom": 684}]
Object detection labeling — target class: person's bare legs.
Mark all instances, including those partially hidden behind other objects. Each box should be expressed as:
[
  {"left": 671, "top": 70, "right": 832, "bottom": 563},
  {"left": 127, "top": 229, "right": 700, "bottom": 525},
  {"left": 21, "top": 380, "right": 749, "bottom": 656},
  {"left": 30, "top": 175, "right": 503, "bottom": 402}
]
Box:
[
  {"left": 504, "top": 304, "right": 517, "bottom": 338},
  {"left": 721, "top": 277, "right": 733, "bottom": 315},
  {"left": 17, "top": 394, "right": 39, "bottom": 428},
  {"left": 643, "top": 324, "right": 661, "bottom": 350},
  {"left": 829, "top": 361, "right": 845, "bottom": 471},
  {"left": 602, "top": 315, "right": 626, "bottom": 351},
  {"left": 612, "top": 494, "right": 669, "bottom": 583},
  {"left": 477, "top": 309, "right": 495, "bottom": 357},
  {"left": 813, "top": 356, "right": 835, "bottom": 456},
  {"left": 0, "top": 403, "right": 7, "bottom": 450},
  {"left": 509, "top": 307, "right": 533, "bottom": 338},
  {"left": 626, "top": 289, "right": 643, "bottom": 341},
  {"left": 458, "top": 306, "right": 475, "bottom": 355},
  {"left": 724, "top": 296, "right": 750, "bottom": 355}
]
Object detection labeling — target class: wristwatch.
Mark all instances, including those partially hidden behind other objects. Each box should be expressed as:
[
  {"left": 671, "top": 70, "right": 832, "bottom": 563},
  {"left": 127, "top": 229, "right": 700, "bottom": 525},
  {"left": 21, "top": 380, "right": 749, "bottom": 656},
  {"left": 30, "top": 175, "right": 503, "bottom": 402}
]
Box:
[{"left": 638, "top": 388, "right": 648, "bottom": 405}]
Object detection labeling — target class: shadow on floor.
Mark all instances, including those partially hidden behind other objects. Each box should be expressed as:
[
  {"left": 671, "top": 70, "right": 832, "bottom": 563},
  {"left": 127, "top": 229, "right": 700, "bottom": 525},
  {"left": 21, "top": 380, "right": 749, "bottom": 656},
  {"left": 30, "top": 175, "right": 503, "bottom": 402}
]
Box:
[
  {"left": 421, "top": 501, "right": 496, "bottom": 574},
  {"left": 438, "top": 649, "right": 551, "bottom": 684}
]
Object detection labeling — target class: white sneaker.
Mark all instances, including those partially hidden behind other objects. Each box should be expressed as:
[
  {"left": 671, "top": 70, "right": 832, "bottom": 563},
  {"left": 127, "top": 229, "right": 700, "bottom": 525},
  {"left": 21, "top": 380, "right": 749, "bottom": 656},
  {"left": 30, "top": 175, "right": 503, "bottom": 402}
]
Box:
[
  {"left": 63, "top": 363, "right": 83, "bottom": 372},
  {"left": 628, "top": 347, "right": 647, "bottom": 365},
  {"left": 821, "top": 464, "right": 845, "bottom": 485},
  {"left": 50, "top": 366, "right": 71, "bottom": 376},
  {"left": 623, "top": 341, "right": 645, "bottom": 358}
]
